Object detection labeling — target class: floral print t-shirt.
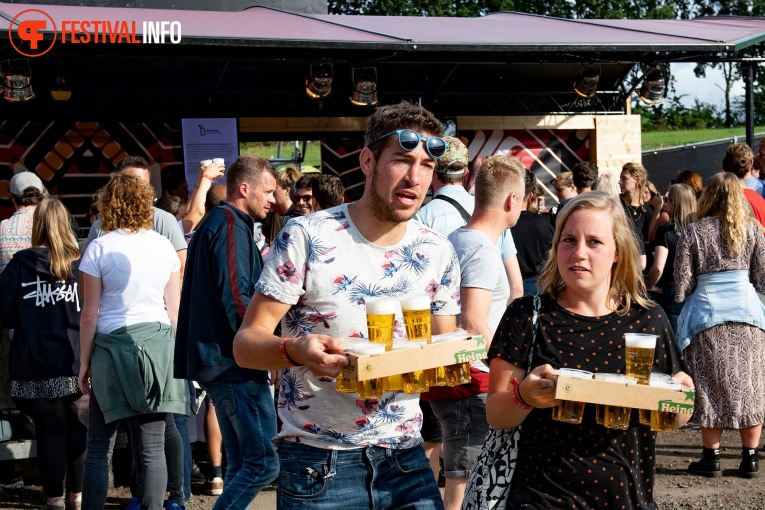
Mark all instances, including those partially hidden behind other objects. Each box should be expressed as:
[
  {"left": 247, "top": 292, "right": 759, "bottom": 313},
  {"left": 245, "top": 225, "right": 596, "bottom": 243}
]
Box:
[{"left": 255, "top": 203, "right": 461, "bottom": 450}]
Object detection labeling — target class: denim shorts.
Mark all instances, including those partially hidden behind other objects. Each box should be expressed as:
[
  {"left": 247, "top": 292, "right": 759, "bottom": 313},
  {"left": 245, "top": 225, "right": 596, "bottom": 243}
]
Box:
[
  {"left": 430, "top": 393, "right": 489, "bottom": 478},
  {"left": 276, "top": 440, "right": 444, "bottom": 510}
]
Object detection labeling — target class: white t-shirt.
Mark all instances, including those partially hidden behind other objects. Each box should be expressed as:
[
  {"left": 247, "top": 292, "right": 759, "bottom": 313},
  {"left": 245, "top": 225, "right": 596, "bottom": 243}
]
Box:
[
  {"left": 255, "top": 204, "right": 461, "bottom": 450},
  {"left": 80, "top": 229, "right": 180, "bottom": 334}
]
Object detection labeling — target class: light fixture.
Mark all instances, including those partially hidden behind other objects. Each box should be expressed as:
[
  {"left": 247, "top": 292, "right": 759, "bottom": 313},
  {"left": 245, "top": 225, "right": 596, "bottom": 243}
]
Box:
[
  {"left": 573, "top": 66, "right": 600, "bottom": 98},
  {"left": 350, "top": 67, "right": 378, "bottom": 106},
  {"left": 3, "top": 59, "right": 36, "bottom": 102},
  {"left": 51, "top": 58, "right": 72, "bottom": 101},
  {"left": 638, "top": 69, "right": 666, "bottom": 105},
  {"left": 305, "top": 63, "right": 333, "bottom": 99}
]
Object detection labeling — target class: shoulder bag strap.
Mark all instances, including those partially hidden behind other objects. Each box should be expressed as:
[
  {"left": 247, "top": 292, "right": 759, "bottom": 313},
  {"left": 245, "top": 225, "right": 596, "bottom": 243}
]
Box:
[
  {"left": 433, "top": 194, "right": 472, "bottom": 223},
  {"left": 526, "top": 295, "right": 542, "bottom": 375}
]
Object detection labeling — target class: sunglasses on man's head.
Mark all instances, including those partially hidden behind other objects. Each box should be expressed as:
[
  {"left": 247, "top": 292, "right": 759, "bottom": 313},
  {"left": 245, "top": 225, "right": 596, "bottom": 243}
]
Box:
[{"left": 371, "top": 129, "right": 448, "bottom": 159}]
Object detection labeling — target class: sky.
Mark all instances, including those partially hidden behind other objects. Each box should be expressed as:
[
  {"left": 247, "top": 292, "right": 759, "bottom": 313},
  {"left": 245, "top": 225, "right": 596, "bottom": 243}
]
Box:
[{"left": 669, "top": 62, "right": 745, "bottom": 109}]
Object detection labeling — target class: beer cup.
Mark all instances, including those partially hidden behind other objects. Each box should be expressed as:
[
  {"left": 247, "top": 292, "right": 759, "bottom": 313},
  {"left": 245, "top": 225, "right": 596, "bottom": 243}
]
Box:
[
  {"left": 400, "top": 294, "right": 432, "bottom": 342},
  {"left": 212, "top": 157, "right": 224, "bottom": 166},
  {"left": 393, "top": 341, "right": 430, "bottom": 394},
  {"left": 649, "top": 380, "right": 682, "bottom": 432},
  {"left": 593, "top": 373, "right": 620, "bottom": 425},
  {"left": 624, "top": 333, "right": 657, "bottom": 385},
  {"left": 640, "top": 373, "right": 672, "bottom": 425},
  {"left": 602, "top": 375, "right": 638, "bottom": 430},
  {"left": 346, "top": 342, "right": 386, "bottom": 399},
  {"left": 335, "top": 339, "right": 364, "bottom": 393},
  {"left": 200, "top": 159, "right": 213, "bottom": 167},
  {"left": 366, "top": 298, "right": 397, "bottom": 351},
  {"left": 553, "top": 369, "right": 593, "bottom": 424}
]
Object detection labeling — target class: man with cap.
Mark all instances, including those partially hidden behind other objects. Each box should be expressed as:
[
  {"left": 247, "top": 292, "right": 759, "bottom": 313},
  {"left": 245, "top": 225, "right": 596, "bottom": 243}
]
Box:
[{"left": 0, "top": 172, "right": 46, "bottom": 274}]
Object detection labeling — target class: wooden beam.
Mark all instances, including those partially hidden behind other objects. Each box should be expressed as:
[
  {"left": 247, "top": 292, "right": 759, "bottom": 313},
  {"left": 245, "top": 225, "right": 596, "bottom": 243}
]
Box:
[
  {"left": 456, "top": 115, "right": 596, "bottom": 130},
  {"left": 239, "top": 117, "right": 367, "bottom": 133}
]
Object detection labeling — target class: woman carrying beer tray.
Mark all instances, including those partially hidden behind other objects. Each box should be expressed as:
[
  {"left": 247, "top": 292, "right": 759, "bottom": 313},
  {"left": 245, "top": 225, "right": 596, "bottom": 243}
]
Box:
[
  {"left": 484, "top": 191, "right": 693, "bottom": 509},
  {"left": 675, "top": 171, "right": 765, "bottom": 479}
]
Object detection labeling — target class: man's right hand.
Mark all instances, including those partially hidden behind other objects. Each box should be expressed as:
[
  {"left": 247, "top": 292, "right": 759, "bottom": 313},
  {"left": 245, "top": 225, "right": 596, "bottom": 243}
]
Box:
[
  {"left": 286, "top": 334, "right": 348, "bottom": 377},
  {"left": 201, "top": 162, "right": 225, "bottom": 180}
]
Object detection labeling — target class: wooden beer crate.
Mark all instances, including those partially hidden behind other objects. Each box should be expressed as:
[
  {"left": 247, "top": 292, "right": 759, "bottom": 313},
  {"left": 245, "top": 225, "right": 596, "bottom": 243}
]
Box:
[
  {"left": 342, "top": 333, "right": 486, "bottom": 382},
  {"left": 554, "top": 375, "right": 695, "bottom": 415}
]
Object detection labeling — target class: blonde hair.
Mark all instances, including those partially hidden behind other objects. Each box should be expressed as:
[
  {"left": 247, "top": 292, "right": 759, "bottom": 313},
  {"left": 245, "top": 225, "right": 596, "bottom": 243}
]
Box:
[
  {"left": 667, "top": 183, "right": 697, "bottom": 235},
  {"left": 474, "top": 155, "right": 526, "bottom": 208},
  {"left": 696, "top": 172, "right": 756, "bottom": 256},
  {"left": 722, "top": 143, "right": 753, "bottom": 179},
  {"left": 537, "top": 191, "right": 651, "bottom": 315},
  {"left": 553, "top": 171, "right": 574, "bottom": 187},
  {"left": 275, "top": 166, "right": 302, "bottom": 189},
  {"left": 31, "top": 199, "right": 80, "bottom": 281},
  {"left": 98, "top": 172, "right": 155, "bottom": 233},
  {"left": 621, "top": 162, "right": 648, "bottom": 205},
  {"left": 592, "top": 173, "right": 620, "bottom": 197}
]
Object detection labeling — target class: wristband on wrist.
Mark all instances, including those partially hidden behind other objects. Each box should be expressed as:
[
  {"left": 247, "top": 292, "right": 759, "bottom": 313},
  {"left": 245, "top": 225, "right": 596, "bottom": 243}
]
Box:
[
  {"left": 511, "top": 377, "right": 533, "bottom": 410},
  {"left": 202, "top": 175, "right": 215, "bottom": 183},
  {"left": 279, "top": 338, "right": 302, "bottom": 367}
]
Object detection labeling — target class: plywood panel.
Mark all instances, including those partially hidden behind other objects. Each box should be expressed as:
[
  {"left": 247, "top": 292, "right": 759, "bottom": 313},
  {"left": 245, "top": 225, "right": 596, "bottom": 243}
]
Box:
[
  {"left": 591, "top": 115, "right": 641, "bottom": 177},
  {"left": 457, "top": 115, "right": 596, "bottom": 131}
]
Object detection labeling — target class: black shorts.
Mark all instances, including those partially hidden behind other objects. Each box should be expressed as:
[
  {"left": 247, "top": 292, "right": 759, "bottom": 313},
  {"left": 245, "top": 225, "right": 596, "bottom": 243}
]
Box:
[{"left": 419, "top": 400, "right": 443, "bottom": 443}]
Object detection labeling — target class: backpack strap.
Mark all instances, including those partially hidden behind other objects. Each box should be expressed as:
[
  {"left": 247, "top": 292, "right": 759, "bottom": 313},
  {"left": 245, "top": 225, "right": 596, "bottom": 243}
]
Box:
[{"left": 433, "top": 194, "right": 472, "bottom": 223}]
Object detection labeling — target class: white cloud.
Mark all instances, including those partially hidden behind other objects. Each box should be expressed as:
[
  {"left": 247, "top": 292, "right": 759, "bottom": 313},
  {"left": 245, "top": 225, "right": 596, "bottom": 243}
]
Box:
[{"left": 670, "top": 62, "right": 745, "bottom": 109}]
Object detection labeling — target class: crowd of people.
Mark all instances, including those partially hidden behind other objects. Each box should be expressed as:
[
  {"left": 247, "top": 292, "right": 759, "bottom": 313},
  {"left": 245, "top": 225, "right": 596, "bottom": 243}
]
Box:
[{"left": 0, "top": 101, "right": 762, "bottom": 510}]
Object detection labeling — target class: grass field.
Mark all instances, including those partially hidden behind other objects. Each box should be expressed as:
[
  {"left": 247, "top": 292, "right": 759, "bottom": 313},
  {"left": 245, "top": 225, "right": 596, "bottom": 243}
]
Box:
[
  {"left": 240, "top": 141, "right": 322, "bottom": 168},
  {"left": 642, "top": 127, "right": 765, "bottom": 150}
]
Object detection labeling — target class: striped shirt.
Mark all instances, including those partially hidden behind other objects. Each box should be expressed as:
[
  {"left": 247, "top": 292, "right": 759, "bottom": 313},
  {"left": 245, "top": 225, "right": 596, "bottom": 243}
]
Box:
[{"left": 0, "top": 208, "right": 34, "bottom": 275}]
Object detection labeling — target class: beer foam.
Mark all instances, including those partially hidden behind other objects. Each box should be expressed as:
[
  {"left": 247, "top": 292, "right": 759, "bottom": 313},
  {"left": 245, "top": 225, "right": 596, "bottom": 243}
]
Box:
[
  {"left": 365, "top": 298, "right": 398, "bottom": 315},
  {"left": 399, "top": 294, "right": 431, "bottom": 311},
  {"left": 624, "top": 333, "right": 657, "bottom": 349},
  {"left": 348, "top": 343, "right": 386, "bottom": 355}
]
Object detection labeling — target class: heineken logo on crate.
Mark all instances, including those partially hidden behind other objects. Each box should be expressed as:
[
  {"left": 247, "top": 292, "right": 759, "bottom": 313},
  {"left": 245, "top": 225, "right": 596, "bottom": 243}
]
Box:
[
  {"left": 453, "top": 349, "right": 487, "bottom": 364},
  {"left": 364, "top": 363, "right": 374, "bottom": 372},
  {"left": 658, "top": 400, "right": 694, "bottom": 415}
]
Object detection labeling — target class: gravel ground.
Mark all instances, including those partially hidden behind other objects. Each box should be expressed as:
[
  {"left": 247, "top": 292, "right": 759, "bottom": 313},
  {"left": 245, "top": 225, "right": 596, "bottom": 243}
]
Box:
[{"left": 0, "top": 426, "right": 763, "bottom": 509}]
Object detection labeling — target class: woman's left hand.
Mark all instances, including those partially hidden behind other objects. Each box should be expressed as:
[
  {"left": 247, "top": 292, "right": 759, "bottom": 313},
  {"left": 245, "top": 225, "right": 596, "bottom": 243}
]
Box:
[
  {"left": 78, "top": 366, "right": 92, "bottom": 395},
  {"left": 670, "top": 370, "right": 694, "bottom": 390}
]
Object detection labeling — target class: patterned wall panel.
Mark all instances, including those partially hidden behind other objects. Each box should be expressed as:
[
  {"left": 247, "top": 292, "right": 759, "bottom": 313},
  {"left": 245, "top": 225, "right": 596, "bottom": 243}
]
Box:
[
  {"left": 320, "top": 129, "right": 590, "bottom": 204},
  {"left": 0, "top": 120, "right": 184, "bottom": 229}
]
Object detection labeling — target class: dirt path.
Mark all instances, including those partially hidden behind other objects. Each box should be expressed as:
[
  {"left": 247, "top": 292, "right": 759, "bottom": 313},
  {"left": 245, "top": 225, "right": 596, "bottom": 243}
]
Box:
[{"left": 1, "top": 426, "right": 764, "bottom": 509}]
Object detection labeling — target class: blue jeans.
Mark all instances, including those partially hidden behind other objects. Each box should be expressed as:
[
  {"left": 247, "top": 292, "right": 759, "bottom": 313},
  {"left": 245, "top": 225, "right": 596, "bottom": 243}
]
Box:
[
  {"left": 173, "top": 412, "right": 192, "bottom": 503},
  {"left": 201, "top": 380, "right": 279, "bottom": 509},
  {"left": 659, "top": 284, "right": 684, "bottom": 336},
  {"left": 522, "top": 277, "right": 539, "bottom": 297},
  {"left": 83, "top": 392, "right": 167, "bottom": 510},
  {"left": 276, "top": 440, "right": 444, "bottom": 510}
]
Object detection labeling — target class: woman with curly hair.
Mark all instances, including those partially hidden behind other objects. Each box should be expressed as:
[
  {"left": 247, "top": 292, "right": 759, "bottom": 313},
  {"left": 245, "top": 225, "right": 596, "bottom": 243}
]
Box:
[
  {"left": 619, "top": 162, "right": 653, "bottom": 269},
  {"left": 78, "top": 172, "right": 188, "bottom": 510},
  {"left": 0, "top": 199, "right": 86, "bottom": 510},
  {"left": 675, "top": 171, "right": 765, "bottom": 479}
]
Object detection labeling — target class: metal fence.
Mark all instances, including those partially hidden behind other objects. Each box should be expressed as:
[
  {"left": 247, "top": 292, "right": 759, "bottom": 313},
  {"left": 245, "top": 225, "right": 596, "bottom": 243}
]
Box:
[{"left": 642, "top": 134, "right": 765, "bottom": 193}]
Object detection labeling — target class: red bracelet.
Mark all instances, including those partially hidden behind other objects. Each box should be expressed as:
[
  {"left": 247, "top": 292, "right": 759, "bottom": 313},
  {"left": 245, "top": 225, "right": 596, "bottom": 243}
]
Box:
[
  {"left": 279, "top": 338, "right": 302, "bottom": 367},
  {"left": 202, "top": 175, "right": 215, "bottom": 183},
  {"left": 511, "top": 377, "right": 533, "bottom": 410}
]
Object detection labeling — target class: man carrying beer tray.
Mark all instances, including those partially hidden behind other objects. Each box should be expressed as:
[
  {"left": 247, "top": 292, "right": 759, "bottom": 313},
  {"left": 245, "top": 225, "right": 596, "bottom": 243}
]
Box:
[{"left": 233, "top": 101, "right": 461, "bottom": 510}]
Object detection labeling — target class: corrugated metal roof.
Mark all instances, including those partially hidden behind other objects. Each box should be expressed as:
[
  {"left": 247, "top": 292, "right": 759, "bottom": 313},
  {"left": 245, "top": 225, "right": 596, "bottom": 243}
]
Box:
[{"left": 2, "top": 3, "right": 765, "bottom": 54}]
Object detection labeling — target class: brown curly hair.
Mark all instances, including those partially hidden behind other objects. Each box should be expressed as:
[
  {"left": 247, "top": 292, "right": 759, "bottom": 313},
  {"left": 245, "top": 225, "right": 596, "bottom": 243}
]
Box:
[
  {"left": 364, "top": 101, "right": 443, "bottom": 160},
  {"left": 722, "top": 142, "right": 753, "bottom": 179},
  {"left": 98, "top": 172, "right": 155, "bottom": 233}
]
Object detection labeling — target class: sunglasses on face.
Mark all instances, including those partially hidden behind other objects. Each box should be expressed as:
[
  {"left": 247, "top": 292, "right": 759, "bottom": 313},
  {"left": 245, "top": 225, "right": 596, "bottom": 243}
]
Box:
[
  {"left": 295, "top": 195, "right": 313, "bottom": 203},
  {"left": 371, "top": 129, "right": 448, "bottom": 159}
]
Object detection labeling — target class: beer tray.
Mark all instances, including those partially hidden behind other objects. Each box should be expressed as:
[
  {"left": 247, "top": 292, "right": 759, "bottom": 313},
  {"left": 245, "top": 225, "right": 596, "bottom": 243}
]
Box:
[
  {"left": 554, "top": 375, "right": 695, "bottom": 414},
  {"left": 343, "top": 333, "right": 486, "bottom": 382}
]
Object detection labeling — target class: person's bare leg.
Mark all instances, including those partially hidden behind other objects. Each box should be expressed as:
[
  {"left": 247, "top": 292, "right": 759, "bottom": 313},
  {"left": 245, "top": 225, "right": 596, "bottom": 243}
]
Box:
[
  {"left": 701, "top": 427, "right": 723, "bottom": 449},
  {"left": 740, "top": 425, "right": 763, "bottom": 448},
  {"left": 423, "top": 441, "right": 441, "bottom": 482},
  {"left": 442, "top": 478, "right": 467, "bottom": 510}
]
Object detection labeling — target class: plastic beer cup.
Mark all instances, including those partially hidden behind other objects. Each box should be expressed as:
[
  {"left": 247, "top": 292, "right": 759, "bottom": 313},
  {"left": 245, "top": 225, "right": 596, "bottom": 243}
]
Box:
[
  {"left": 649, "top": 380, "right": 682, "bottom": 432},
  {"left": 624, "top": 333, "right": 656, "bottom": 385},
  {"left": 366, "top": 298, "right": 397, "bottom": 351},
  {"left": 400, "top": 294, "right": 431, "bottom": 342},
  {"left": 593, "top": 373, "right": 620, "bottom": 425},
  {"left": 553, "top": 369, "right": 593, "bottom": 424},
  {"left": 640, "top": 373, "right": 672, "bottom": 425},
  {"left": 603, "top": 375, "right": 638, "bottom": 430},
  {"left": 394, "top": 341, "right": 430, "bottom": 394},
  {"left": 347, "top": 342, "right": 386, "bottom": 399},
  {"left": 335, "top": 339, "right": 364, "bottom": 393}
]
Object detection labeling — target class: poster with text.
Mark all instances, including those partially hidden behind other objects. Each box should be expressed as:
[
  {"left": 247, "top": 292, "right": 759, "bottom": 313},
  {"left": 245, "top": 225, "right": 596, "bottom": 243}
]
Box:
[{"left": 181, "top": 118, "right": 239, "bottom": 191}]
